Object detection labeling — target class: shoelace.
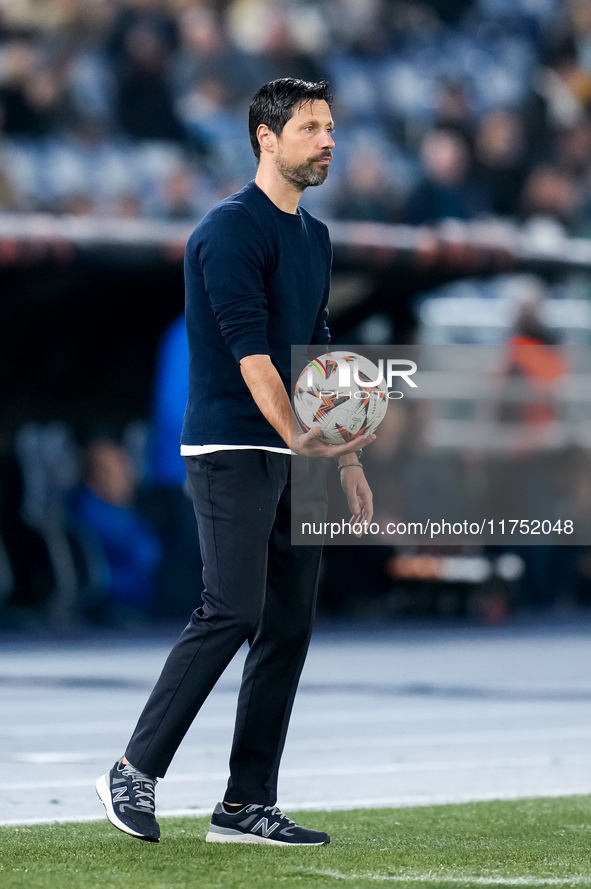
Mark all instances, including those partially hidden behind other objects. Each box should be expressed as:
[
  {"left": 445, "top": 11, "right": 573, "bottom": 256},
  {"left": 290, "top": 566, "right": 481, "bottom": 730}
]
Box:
[
  {"left": 121, "top": 764, "right": 157, "bottom": 812},
  {"left": 250, "top": 804, "right": 296, "bottom": 826}
]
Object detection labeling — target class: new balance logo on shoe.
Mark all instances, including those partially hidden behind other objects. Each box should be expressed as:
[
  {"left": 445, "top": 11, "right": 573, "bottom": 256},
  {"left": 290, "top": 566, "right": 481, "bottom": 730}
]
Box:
[
  {"left": 112, "top": 785, "right": 130, "bottom": 804},
  {"left": 251, "top": 817, "right": 280, "bottom": 838}
]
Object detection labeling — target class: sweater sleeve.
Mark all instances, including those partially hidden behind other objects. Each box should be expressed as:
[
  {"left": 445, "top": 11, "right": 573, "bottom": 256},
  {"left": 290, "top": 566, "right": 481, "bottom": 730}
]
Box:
[{"left": 196, "top": 204, "right": 270, "bottom": 364}]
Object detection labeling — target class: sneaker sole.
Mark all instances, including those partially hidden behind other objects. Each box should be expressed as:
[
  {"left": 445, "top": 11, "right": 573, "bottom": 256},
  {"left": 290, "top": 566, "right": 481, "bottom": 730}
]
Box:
[
  {"left": 95, "top": 774, "right": 159, "bottom": 843},
  {"left": 205, "top": 827, "right": 328, "bottom": 846}
]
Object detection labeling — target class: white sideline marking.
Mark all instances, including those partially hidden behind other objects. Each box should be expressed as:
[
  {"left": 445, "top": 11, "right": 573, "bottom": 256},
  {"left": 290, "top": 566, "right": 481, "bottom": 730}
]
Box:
[
  {"left": 294, "top": 870, "right": 589, "bottom": 886},
  {"left": 2, "top": 753, "right": 590, "bottom": 791}
]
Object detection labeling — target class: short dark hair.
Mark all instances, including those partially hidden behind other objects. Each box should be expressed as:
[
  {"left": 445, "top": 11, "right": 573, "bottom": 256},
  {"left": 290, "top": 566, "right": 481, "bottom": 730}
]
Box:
[{"left": 248, "top": 78, "right": 333, "bottom": 160}]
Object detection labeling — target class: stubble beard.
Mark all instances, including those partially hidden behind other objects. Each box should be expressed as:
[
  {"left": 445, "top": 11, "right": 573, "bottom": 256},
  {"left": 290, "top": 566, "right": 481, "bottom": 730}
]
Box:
[{"left": 276, "top": 154, "right": 330, "bottom": 190}]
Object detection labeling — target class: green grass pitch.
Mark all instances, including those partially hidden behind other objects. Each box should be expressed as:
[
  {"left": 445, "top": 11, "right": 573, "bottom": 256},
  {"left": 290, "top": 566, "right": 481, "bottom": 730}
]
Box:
[{"left": 1, "top": 796, "right": 591, "bottom": 889}]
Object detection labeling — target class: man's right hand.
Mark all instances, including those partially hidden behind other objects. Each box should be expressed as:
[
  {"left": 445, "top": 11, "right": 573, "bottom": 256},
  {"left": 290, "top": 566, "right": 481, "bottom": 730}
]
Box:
[{"left": 291, "top": 425, "right": 376, "bottom": 458}]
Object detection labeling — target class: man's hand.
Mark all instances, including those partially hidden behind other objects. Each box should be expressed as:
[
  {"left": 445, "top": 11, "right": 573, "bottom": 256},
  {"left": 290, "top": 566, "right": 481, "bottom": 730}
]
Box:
[
  {"left": 291, "top": 425, "right": 376, "bottom": 459},
  {"left": 338, "top": 462, "right": 373, "bottom": 537}
]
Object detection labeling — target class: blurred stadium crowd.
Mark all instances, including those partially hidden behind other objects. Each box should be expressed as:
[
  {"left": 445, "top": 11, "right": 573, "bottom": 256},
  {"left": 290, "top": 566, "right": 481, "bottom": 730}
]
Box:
[{"left": 0, "top": 0, "right": 591, "bottom": 233}]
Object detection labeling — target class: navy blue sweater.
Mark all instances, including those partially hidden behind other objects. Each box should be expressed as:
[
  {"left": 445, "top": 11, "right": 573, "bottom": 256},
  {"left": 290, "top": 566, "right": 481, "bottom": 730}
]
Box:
[{"left": 181, "top": 181, "right": 331, "bottom": 448}]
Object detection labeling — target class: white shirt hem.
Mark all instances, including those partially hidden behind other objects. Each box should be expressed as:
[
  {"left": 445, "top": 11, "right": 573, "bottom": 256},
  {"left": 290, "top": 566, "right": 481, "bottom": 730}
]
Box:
[{"left": 181, "top": 444, "right": 293, "bottom": 456}]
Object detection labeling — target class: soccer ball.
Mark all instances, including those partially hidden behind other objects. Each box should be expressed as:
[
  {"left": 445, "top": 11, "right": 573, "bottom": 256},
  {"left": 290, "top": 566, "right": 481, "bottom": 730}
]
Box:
[{"left": 293, "top": 351, "right": 388, "bottom": 445}]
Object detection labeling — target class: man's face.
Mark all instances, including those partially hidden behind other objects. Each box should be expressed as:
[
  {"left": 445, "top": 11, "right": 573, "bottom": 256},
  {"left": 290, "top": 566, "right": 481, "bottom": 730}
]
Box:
[{"left": 275, "top": 99, "right": 335, "bottom": 190}]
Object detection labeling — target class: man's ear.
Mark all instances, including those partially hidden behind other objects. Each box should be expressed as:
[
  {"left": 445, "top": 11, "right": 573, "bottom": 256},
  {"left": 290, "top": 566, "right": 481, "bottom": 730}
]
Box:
[{"left": 257, "top": 124, "right": 275, "bottom": 155}]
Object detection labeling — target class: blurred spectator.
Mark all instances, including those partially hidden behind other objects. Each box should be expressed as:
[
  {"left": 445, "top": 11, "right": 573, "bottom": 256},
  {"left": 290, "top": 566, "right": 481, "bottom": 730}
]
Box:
[
  {"left": 505, "top": 278, "right": 568, "bottom": 425},
  {"left": 404, "top": 128, "right": 491, "bottom": 224},
  {"left": 498, "top": 282, "right": 576, "bottom": 613},
  {"left": 434, "top": 79, "right": 474, "bottom": 145},
  {"left": 176, "top": 75, "right": 251, "bottom": 177},
  {"left": 0, "top": 165, "right": 14, "bottom": 207},
  {"left": 555, "top": 117, "right": 591, "bottom": 177},
  {"left": 227, "top": 0, "right": 327, "bottom": 83},
  {"left": 532, "top": 52, "right": 591, "bottom": 133},
  {"left": 474, "top": 109, "right": 528, "bottom": 218},
  {"left": 172, "top": 6, "right": 261, "bottom": 107},
  {"left": 61, "top": 192, "right": 96, "bottom": 216},
  {"left": 113, "top": 22, "right": 185, "bottom": 141},
  {"left": 143, "top": 314, "right": 203, "bottom": 618},
  {"left": 420, "top": 0, "right": 475, "bottom": 26},
  {"left": 332, "top": 150, "right": 401, "bottom": 223},
  {"left": 0, "top": 124, "right": 16, "bottom": 208},
  {"left": 519, "top": 164, "right": 581, "bottom": 231},
  {"left": 106, "top": 0, "right": 178, "bottom": 68},
  {"left": 112, "top": 192, "right": 143, "bottom": 218},
  {"left": 72, "top": 438, "right": 162, "bottom": 619},
  {"left": 150, "top": 164, "right": 206, "bottom": 219},
  {"left": 0, "top": 38, "right": 72, "bottom": 136},
  {"left": 149, "top": 314, "right": 188, "bottom": 487}
]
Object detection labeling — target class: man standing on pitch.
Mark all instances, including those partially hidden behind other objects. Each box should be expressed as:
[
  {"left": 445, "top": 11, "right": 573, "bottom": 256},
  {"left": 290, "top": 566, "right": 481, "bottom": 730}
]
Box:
[{"left": 97, "top": 78, "right": 374, "bottom": 846}]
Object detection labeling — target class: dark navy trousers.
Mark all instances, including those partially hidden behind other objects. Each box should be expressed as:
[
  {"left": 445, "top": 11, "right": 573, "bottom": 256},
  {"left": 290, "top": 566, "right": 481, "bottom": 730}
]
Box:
[{"left": 125, "top": 449, "right": 326, "bottom": 806}]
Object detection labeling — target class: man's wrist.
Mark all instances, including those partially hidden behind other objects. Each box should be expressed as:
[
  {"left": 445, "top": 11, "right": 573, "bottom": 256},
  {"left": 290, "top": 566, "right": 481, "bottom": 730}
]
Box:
[{"left": 337, "top": 450, "right": 363, "bottom": 466}]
